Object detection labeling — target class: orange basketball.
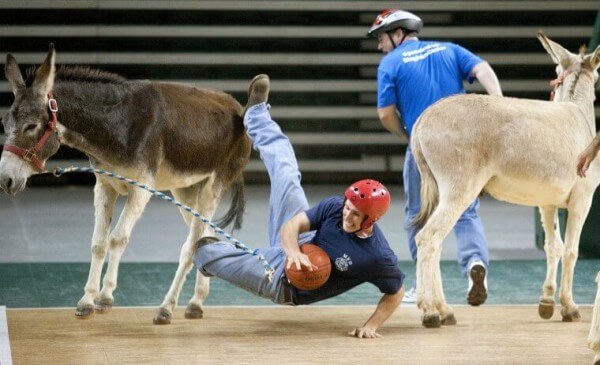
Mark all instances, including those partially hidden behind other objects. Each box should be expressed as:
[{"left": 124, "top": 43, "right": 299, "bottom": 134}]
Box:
[{"left": 285, "top": 243, "right": 331, "bottom": 291}]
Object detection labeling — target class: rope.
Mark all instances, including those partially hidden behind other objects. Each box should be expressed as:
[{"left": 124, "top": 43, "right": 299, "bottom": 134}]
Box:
[{"left": 52, "top": 166, "right": 275, "bottom": 282}]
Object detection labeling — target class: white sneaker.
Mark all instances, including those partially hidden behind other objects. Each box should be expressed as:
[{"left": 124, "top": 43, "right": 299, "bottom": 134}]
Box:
[
  {"left": 402, "top": 287, "right": 417, "bottom": 303},
  {"left": 467, "top": 261, "right": 488, "bottom": 306}
]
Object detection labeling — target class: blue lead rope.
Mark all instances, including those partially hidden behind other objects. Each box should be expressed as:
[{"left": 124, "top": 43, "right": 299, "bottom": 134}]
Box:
[{"left": 53, "top": 166, "right": 275, "bottom": 282}]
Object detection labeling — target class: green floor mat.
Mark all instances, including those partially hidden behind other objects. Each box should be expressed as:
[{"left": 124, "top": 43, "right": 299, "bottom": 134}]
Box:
[{"left": 0, "top": 260, "right": 598, "bottom": 308}]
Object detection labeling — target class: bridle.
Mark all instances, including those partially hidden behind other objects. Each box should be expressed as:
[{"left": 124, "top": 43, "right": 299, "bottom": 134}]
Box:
[
  {"left": 2, "top": 93, "right": 59, "bottom": 171},
  {"left": 549, "top": 65, "right": 598, "bottom": 100},
  {"left": 549, "top": 67, "right": 597, "bottom": 139},
  {"left": 549, "top": 70, "right": 572, "bottom": 101}
]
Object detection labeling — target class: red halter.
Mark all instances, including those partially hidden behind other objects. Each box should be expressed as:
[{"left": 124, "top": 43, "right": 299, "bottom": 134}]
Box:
[{"left": 2, "top": 93, "right": 59, "bottom": 171}]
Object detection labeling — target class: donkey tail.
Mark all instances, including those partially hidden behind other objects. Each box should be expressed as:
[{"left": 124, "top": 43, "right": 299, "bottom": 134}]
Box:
[
  {"left": 411, "top": 130, "right": 439, "bottom": 228},
  {"left": 214, "top": 175, "right": 246, "bottom": 231}
]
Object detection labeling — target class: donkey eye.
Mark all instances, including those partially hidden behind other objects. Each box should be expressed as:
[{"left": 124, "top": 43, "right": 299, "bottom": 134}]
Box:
[{"left": 22, "top": 123, "right": 38, "bottom": 133}]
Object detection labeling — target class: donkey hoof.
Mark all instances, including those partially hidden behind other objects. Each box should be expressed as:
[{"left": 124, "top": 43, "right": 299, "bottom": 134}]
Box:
[
  {"left": 441, "top": 313, "right": 457, "bottom": 326},
  {"left": 94, "top": 298, "right": 114, "bottom": 313},
  {"left": 422, "top": 313, "right": 441, "bottom": 328},
  {"left": 561, "top": 308, "right": 581, "bottom": 322},
  {"left": 538, "top": 299, "right": 554, "bottom": 319},
  {"left": 184, "top": 303, "right": 204, "bottom": 319},
  {"left": 75, "top": 304, "right": 94, "bottom": 319},
  {"left": 153, "top": 308, "right": 172, "bottom": 325}
]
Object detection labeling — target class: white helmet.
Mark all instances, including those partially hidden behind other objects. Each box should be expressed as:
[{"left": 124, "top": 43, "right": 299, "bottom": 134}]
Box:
[{"left": 367, "top": 9, "right": 423, "bottom": 38}]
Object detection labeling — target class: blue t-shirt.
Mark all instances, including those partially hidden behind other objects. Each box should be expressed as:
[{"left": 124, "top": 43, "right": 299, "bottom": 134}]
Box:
[
  {"left": 292, "top": 196, "right": 404, "bottom": 305},
  {"left": 377, "top": 39, "right": 482, "bottom": 137}
]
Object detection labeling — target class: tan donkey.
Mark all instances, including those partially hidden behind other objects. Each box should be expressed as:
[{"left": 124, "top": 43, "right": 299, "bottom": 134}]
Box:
[{"left": 411, "top": 32, "right": 600, "bottom": 329}]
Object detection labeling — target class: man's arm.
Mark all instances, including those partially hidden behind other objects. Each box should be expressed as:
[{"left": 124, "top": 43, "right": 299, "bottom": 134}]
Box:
[
  {"left": 377, "top": 105, "right": 406, "bottom": 138},
  {"left": 577, "top": 134, "right": 600, "bottom": 177},
  {"left": 280, "top": 212, "right": 315, "bottom": 271},
  {"left": 471, "top": 61, "right": 503, "bottom": 96},
  {"left": 348, "top": 286, "right": 405, "bottom": 339}
]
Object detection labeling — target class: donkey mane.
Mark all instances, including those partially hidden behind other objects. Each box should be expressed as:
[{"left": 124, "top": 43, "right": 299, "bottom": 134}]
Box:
[{"left": 25, "top": 65, "right": 127, "bottom": 87}]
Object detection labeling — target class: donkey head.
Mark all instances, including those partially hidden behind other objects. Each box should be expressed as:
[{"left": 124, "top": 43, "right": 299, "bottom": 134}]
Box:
[
  {"left": 0, "top": 44, "right": 61, "bottom": 194},
  {"left": 537, "top": 31, "right": 600, "bottom": 103}
]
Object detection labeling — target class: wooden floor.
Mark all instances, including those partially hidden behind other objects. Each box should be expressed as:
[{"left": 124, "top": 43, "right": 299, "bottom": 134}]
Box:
[{"left": 6, "top": 305, "right": 595, "bottom": 365}]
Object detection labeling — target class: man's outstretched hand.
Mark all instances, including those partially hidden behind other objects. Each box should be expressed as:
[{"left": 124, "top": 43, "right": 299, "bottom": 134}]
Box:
[{"left": 348, "top": 327, "right": 381, "bottom": 339}]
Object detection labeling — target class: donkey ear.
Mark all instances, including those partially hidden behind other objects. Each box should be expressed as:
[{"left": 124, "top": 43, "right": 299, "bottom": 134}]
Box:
[
  {"left": 537, "top": 31, "right": 572, "bottom": 65},
  {"left": 588, "top": 44, "right": 600, "bottom": 70},
  {"left": 5, "top": 53, "right": 25, "bottom": 97},
  {"left": 32, "top": 43, "right": 56, "bottom": 95}
]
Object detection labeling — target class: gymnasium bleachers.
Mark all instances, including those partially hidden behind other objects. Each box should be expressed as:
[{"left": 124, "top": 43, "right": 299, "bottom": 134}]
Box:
[{"left": 0, "top": 0, "right": 597, "bottom": 184}]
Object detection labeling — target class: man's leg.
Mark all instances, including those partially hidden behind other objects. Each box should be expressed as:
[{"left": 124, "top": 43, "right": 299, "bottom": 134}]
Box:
[
  {"left": 195, "top": 238, "right": 290, "bottom": 303},
  {"left": 243, "top": 75, "right": 311, "bottom": 247},
  {"left": 402, "top": 147, "right": 420, "bottom": 302},
  {"left": 403, "top": 147, "right": 421, "bottom": 264},
  {"left": 193, "top": 75, "right": 305, "bottom": 305},
  {"left": 453, "top": 199, "right": 489, "bottom": 305}
]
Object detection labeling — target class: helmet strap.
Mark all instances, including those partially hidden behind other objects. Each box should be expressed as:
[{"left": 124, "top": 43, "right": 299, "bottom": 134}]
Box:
[
  {"left": 387, "top": 29, "right": 409, "bottom": 49},
  {"left": 356, "top": 220, "right": 374, "bottom": 238},
  {"left": 386, "top": 31, "right": 397, "bottom": 49},
  {"left": 399, "top": 33, "right": 408, "bottom": 46}
]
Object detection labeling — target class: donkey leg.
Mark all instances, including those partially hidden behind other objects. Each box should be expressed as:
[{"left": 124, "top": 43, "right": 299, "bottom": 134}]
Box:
[
  {"left": 537, "top": 206, "right": 562, "bottom": 319},
  {"left": 416, "top": 199, "right": 466, "bottom": 328},
  {"left": 416, "top": 176, "right": 485, "bottom": 329},
  {"left": 415, "top": 221, "right": 449, "bottom": 328},
  {"left": 559, "top": 195, "right": 592, "bottom": 322},
  {"left": 168, "top": 185, "right": 207, "bottom": 321},
  {"left": 172, "top": 185, "right": 200, "bottom": 228},
  {"left": 589, "top": 272, "right": 600, "bottom": 364},
  {"left": 185, "top": 270, "right": 209, "bottom": 319},
  {"left": 153, "top": 182, "right": 220, "bottom": 324},
  {"left": 96, "top": 186, "right": 152, "bottom": 313},
  {"left": 76, "top": 179, "right": 118, "bottom": 318},
  {"left": 415, "top": 234, "right": 439, "bottom": 327},
  {"left": 186, "top": 184, "right": 224, "bottom": 319},
  {"left": 153, "top": 224, "right": 205, "bottom": 324},
  {"left": 432, "top": 246, "right": 456, "bottom": 326}
]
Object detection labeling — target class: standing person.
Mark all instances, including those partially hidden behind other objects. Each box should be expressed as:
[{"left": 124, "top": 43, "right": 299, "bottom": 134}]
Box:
[
  {"left": 194, "top": 74, "right": 405, "bottom": 338},
  {"left": 367, "top": 9, "right": 503, "bottom": 305}
]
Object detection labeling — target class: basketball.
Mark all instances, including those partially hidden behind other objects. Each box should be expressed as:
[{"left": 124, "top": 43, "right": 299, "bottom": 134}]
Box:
[{"left": 285, "top": 243, "right": 331, "bottom": 290}]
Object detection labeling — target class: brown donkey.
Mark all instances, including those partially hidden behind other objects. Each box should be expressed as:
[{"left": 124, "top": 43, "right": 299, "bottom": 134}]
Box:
[{"left": 0, "top": 45, "right": 252, "bottom": 324}]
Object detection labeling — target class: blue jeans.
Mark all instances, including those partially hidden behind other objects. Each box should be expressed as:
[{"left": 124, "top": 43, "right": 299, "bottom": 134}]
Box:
[
  {"left": 403, "top": 146, "right": 489, "bottom": 277},
  {"left": 194, "top": 103, "right": 314, "bottom": 304}
]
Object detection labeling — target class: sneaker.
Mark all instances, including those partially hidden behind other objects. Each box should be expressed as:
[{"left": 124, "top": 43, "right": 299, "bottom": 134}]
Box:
[
  {"left": 195, "top": 236, "right": 220, "bottom": 250},
  {"left": 467, "top": 261, "right": 488, "bottom": 306},
  {"left": 402, "top": 287, "right": 417, "bottom": 303},
  {"left": 195, "top": 236, "right": 220, "bottom": 277},
  {"left": 244, "top": 74, "right": 270, "bottom": 114}
]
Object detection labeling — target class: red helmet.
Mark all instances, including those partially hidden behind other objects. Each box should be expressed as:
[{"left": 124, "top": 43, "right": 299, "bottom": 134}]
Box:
[
  {"left": 344, "top": 179, "right": 391, "bottom": 230},
  {"left": 367, "top": 9, "right": 423, "bottom": 38}
]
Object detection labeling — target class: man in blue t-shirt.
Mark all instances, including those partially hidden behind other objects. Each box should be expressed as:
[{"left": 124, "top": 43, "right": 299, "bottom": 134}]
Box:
[
  {"left": 194, "top": 74, "right": 405, "bottom": 339},
  {"left": 367, "top": 9, "right": 503, "bottom": 306}
]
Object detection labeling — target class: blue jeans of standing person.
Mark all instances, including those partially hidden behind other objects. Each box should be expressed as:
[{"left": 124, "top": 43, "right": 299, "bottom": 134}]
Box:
[
  {"left": 403, "top": 146, "right": 489, "bottom": 276},
  {"left": 194, "top": 103, "right": 314, "bottom": 304}
]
